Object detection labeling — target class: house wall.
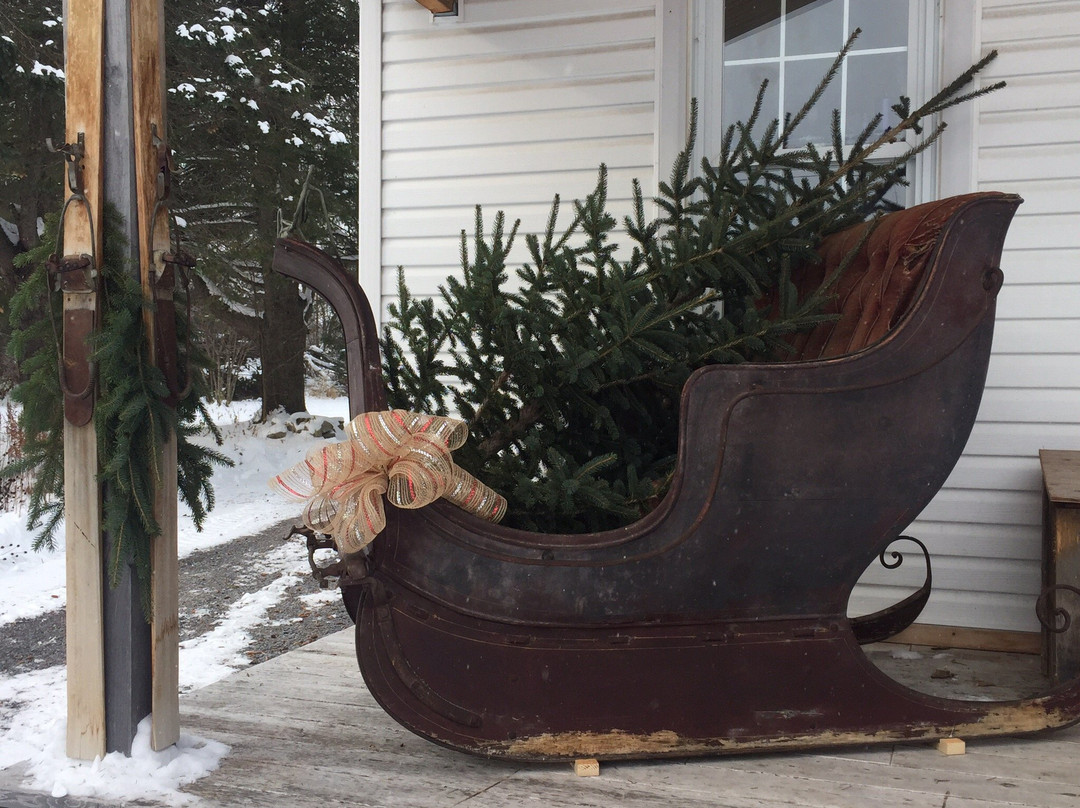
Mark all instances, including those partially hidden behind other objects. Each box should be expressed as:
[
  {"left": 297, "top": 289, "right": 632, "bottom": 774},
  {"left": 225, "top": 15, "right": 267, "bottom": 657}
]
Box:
[
  {"left": 848, "top": 0, "right": 1080, "bottom": 634},
  {"left": 367, "top": 0, "right": 1080, "bottom": 636},
  {"left": 375, "top": 0, "right": 663, "bottom": 305}
]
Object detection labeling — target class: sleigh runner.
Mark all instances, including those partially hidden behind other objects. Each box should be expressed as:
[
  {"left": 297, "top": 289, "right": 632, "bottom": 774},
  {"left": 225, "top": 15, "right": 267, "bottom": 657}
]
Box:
[{"left": 272, "top": 192, "right": 1080, "bottom": 760}]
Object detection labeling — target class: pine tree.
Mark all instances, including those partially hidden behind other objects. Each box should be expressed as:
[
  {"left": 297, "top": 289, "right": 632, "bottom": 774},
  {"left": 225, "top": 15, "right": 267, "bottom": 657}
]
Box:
[{"left": 383, "top": 38, "right": 1003, "bottom": 534}]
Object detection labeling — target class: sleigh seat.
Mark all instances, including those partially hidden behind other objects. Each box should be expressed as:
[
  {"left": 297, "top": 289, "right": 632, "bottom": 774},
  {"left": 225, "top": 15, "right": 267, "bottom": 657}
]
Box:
[{"left": 272, "top": 192, "right": 1080, "bottom": 762}]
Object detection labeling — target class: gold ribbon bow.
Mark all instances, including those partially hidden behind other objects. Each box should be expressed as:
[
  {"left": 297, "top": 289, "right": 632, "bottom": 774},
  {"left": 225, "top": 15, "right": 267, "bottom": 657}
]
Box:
[{"left": 270, "top": 410, "right": 506, "bottom": 554}]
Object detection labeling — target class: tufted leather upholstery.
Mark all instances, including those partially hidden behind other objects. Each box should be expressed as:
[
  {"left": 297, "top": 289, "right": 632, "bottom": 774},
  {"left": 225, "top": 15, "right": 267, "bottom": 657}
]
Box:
[{"left": 787, "top": 193, "right": 1000, "bottom": 360}]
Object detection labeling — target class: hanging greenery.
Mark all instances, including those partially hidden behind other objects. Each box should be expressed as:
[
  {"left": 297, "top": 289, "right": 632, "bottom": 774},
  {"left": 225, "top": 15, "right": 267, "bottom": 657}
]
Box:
[{"left": 2, "top": 206, "right": 232, "bottom": 616}]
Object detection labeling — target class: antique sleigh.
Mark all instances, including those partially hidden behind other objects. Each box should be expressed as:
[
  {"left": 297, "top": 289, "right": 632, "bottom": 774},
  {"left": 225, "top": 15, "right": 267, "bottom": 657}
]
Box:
[{"left": 272, "top": 192, "right": 1080, "bottom": 761}]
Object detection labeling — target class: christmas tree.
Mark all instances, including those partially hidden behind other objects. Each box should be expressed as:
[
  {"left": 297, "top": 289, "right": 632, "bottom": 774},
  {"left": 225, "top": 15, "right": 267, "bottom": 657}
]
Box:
[{"left": 381, "top": 38, "right": 1003, "bottom": 534}]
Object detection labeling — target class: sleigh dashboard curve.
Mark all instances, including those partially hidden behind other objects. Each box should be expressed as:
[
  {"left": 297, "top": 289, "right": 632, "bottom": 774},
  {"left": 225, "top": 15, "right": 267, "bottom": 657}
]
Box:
[{"left": 274, "top": 192, "right": 1080, "bottom": 761}]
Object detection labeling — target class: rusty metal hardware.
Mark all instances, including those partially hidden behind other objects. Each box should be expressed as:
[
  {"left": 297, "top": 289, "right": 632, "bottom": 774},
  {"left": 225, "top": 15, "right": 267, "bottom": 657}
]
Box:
[
  {"left": 145, "top": 127, "right": 196, "bottom": 407},
  {"left": 46, "top": 132, "right": 99, "bottom": 427},
  {"left": 269, "top": 193, "right": 1080, "bottom": 762},
  {"left": 1037, "top": 584, "right": 1080, "bottom": 634},
  {"left": 47, "top": 133, "right": 87, "bottom": 197},
  {"left": 284, "top": 524, "right": 370, "bottom": 592}
]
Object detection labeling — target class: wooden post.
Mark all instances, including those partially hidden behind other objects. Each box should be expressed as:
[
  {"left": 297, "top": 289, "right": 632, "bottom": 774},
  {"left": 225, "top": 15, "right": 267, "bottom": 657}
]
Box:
[
  {"left": 63, "top": 0, "right": 179, "bottom": 758},
  {"left": 129, "top": 0, "right": 180, "bottom": 751},
  {"left": 63, "top": 0, "right": 107, "bottom": 762}
]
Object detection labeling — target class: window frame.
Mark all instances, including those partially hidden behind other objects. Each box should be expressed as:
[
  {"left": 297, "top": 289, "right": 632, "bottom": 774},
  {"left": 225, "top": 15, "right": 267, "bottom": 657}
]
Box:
[{"left": 683, "top": 0, "right": 944, "bottom": 209}]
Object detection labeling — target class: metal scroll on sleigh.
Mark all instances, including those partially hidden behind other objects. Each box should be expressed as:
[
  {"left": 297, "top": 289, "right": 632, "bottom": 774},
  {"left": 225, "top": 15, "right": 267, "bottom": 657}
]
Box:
[{"left": 272, "top": 192, "right": 1080, "bottom": 761}]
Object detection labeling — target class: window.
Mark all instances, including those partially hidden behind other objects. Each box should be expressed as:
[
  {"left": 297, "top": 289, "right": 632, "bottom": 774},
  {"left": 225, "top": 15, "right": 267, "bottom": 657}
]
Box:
[{"left": 692, "top": 0, "right": 939, "bottom": 205}]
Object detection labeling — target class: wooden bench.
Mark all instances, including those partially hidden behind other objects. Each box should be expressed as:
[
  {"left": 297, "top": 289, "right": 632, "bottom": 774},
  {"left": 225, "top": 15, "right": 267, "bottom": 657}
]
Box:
[{"left": 1040, "top": 449, "right": 1080, "bottom": 683}]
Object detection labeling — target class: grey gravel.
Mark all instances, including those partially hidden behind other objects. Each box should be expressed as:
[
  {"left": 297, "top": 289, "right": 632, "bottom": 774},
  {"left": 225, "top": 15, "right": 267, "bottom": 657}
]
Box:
[{"left": 0, "top": 518, "right": 352, "bottom": 677}]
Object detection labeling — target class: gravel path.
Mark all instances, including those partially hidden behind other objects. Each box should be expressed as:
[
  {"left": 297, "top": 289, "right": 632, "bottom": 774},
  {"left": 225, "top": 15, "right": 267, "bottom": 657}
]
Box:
[{"left": 0, "top": 518, "right": 353, "bottom": 677}]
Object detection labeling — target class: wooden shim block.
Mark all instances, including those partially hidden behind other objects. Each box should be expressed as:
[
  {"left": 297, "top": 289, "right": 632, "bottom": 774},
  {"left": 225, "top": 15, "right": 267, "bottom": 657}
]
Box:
[
  {"left": 937, "top": 737, "right": 966, "bottom": 756},
  {"left": 574, "top": 758, "right": 600, "bottom": 777}
]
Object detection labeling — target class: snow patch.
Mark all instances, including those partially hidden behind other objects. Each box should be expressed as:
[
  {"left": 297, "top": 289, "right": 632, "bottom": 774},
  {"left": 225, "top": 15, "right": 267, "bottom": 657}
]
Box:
[
  {"left": 0, "top": 217, "right": 18, "bottom": 246},
  {"left": 890, "top": 649, "right": 924, "bottom": 660},
  {"left": 270, "top": 78, "right": 305, "bottom": 93},
  {"left": 31, "top": 62, "right": 64, "bottom": 78},
  {"left": 0, "top": 669, "right": 227, "bottom": 805}
]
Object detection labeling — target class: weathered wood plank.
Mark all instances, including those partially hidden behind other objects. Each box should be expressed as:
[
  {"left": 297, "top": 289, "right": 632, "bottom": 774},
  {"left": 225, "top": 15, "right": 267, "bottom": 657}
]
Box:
[
  {"left": 1041, "top": 450, "right": 1080, "bottom": 505},
  {"left": 128, "top": 0, "right": 179, "bottom": 751},
  {"left": 63, "top": 0, "right": 107, "bottom": 760},
  {"left": 701, "top": 749, "right": 1080, "bottom": 808},
  {"left": 163, "top": 621, "right": 1080, "bottom": 808}
]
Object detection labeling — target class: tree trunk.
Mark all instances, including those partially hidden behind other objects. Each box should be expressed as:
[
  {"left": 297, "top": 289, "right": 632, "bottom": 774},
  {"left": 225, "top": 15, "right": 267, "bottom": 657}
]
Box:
[{"left": 260, "top": 268, "right": 306, "bottom": 418}]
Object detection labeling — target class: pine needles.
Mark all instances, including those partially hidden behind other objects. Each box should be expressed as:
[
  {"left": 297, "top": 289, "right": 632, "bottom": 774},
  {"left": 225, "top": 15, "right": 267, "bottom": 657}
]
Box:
[{"left": 384, "top": 38, "right": 1003, "bottom": 533}]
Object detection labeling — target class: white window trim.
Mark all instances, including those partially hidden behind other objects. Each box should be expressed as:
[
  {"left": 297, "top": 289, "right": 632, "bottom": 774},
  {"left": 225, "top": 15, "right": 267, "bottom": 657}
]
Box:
[
  {"left": 655, "top": 0, "right": 691, "bottom": 202},
  {"left": 935, "top": 0, "right": 981, "bottom": 198},
  {"left": 359, "top": 0, "right": 382, "bottom": 329}
]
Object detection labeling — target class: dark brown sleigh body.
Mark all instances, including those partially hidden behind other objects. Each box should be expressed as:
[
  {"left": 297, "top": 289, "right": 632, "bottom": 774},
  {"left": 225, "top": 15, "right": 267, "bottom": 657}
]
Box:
[{"left": 273, "top": 192, "right": 1080, "bottom": 761}]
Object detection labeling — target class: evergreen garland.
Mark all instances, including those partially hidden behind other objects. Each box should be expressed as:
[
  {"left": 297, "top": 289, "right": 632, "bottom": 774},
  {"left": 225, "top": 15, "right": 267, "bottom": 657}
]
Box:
[
  {"left": 3, "top": 206, "right": 232, "bottom": 616},
  {"left": 5, "top": 214, "right": 65, "bottom": 543},
  {"left": 382, "top": 38, "right": 1004, "bottom": 534}
]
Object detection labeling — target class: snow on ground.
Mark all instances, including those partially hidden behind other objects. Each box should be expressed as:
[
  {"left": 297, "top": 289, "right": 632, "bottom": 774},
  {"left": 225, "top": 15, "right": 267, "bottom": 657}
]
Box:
[
  {"left": 0, "top": 396, "right": 350, "bottom": 627},
  {"left": 0, "top": 396, "right": 349, "bottom": 804}
]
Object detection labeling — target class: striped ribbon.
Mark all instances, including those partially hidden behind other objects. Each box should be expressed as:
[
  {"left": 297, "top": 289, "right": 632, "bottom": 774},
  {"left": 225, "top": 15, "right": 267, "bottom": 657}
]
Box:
[{"left": 270, "top": 410, "right": 505, "bottom": 554}]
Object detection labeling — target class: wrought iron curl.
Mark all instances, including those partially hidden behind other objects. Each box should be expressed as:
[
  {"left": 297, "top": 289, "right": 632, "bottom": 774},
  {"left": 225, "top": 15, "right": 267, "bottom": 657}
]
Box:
[
  {"left": 877, "top": 535, "right": 929, "bottom": 571},
  {"left": 1036, "top": 584, "right": 1080, "bottom": 634}
]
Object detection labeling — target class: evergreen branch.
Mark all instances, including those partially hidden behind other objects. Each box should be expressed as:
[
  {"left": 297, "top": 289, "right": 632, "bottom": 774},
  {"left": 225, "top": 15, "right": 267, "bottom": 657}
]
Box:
[{"left": 380, "top": 45, "right": 1005, "bottom": 533}]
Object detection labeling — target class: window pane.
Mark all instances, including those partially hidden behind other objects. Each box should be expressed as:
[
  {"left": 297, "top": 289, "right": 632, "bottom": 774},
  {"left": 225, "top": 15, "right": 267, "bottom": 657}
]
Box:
[
  {"left": 722, "top": 62, "right": 780, "bottom": 141},
  {"left": 845, "top": 51, "right": 907, "bottom": 140},
  {"left": 717, "top": 0, "right": 913, "bottom": 148},
  {"left": 786, "top": 0, "right": 844, "bottom": 56},
  {"left": 849, "top": 0, "right": 909, "bottom": 50},
  {"left": 784, "top": 57, "right": 842, "bottom": 146},
  {"left": 724, "top": 0, "right": 781, "bottom": 61}
]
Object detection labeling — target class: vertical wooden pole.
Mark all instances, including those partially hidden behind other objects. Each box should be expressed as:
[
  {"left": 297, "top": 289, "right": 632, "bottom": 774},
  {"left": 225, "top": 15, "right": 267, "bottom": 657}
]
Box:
[
  {"left": 63, "top": 0, "right": 107, "bottom": 762},
  {"left": 129, "top": 0, "right": 180, "bottom": 751}
]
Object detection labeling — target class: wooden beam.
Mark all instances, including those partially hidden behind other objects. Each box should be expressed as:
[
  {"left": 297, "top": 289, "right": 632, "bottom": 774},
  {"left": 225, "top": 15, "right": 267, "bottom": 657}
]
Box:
[
  {"left": 884, "top": 624, "right": 1041, "bottom": 655},
  {"left": 63, "top": 0, "right": 107, "bottom": 763}
]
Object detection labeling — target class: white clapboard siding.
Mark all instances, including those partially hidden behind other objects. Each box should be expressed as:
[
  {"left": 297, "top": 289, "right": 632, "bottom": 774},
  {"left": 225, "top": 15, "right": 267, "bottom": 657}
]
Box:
[
  {"left": 380, "top": 0, "right": 659, "bottom": 309},
  {"left": 857, "top": 0, "right": 1080, "bottom": 633}
]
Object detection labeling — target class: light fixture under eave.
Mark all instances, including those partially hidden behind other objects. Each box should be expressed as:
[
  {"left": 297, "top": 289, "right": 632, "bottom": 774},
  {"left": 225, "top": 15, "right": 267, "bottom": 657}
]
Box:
[{"left": 415, "top": 0, "right": 458, "bottom": 16}]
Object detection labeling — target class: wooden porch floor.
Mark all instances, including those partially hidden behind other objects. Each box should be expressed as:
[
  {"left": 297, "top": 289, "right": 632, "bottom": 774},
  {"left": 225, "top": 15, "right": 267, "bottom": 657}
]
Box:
[{"left": 178, "top": 629, "right": 1080, "bottom": 808}]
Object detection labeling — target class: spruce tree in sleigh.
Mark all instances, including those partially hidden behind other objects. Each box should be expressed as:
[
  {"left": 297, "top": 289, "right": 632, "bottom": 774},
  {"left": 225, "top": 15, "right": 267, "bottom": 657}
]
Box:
[{"left": 270, "top": 46, "right": 1080, "bottom": 760}]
